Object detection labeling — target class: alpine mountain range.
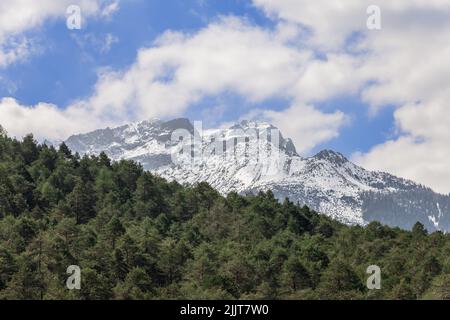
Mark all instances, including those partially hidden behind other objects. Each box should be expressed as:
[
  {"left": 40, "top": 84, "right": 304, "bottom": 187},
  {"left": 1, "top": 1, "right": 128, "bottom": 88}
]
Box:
[{"left": 61, "top": 118, "right": 450, "bottom": 232}]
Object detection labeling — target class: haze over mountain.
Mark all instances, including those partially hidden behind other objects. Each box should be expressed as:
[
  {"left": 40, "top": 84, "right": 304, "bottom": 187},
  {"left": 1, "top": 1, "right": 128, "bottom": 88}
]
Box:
[{"left": 64, "top": 118, "right": 450, "bottom": 232}]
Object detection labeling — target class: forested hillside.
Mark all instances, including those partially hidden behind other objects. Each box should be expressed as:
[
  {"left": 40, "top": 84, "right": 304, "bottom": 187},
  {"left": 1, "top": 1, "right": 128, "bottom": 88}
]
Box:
[{"left": 1, "top": 126, "right": 450, "bottom": 300}]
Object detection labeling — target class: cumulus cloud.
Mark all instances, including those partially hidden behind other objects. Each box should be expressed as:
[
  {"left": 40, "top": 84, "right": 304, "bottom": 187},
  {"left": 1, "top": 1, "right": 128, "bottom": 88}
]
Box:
[
  {"left": 1, "top": 16, "right": 348, "bottom": 146},
  {"left": 353, "top": 95, "right": 450, "bottom": 194},
  {"left": 355, "top": 3, "right": 450, "bottom": 193},
  {"left": 251, "top": 0, "right": 450, "bottom": 193},
  {"left": 0, "top": 97, "right": 107, "bottom": 141},
  {"left": 252, "top": 0, "right": 366, "bottom": 50}
]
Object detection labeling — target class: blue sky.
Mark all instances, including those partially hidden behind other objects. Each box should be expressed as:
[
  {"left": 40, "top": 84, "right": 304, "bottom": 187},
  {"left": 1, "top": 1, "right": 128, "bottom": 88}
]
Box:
[{"left": 1, "top": 0, "right": 450, "bottom": 193}]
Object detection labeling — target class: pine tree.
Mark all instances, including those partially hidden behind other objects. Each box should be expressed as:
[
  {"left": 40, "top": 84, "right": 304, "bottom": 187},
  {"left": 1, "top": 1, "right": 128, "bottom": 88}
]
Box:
[
  {"left": 107, "top": 216, "right": 125, "bottom": 249},
  {"left": 58, "top": 143, "right": 72, "bottom": 160},
  {"left": 0, "top": 124, "right": 7, "bottom": 136},
  {"left": 281, "top": 256, "right": 311, "bottom": 292},
  {"left": 67, "top": 179, "right": 97, "bottom": 224},
  {"left": 319, "top": 259, "right": 362, "bottom": 297}
]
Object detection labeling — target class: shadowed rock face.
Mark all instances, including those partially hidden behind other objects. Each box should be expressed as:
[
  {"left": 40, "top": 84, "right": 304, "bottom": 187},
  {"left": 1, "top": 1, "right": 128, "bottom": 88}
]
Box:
[{"left": 65, "top": 118, "right": 450, "bottom": 232}]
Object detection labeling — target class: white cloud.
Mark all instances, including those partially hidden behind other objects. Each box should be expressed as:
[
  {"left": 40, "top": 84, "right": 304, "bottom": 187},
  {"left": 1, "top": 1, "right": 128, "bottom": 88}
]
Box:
[
  {"left": 252, "top": 0, "right": 450, "bottom": 50},
  {"left": 0, "top": 37, "right": 34, "bottom": 67},
  {"left": 252, "top": 0, "right": 366, "bottom": 50},
  {"left": 72, "top": 32, "right": 119, "bottom": 54},
  {"left": 101, "top": 0, "right": 120, "bottom": 19},
  {"left": 352, "top": 3, "right": 450, "bottom": 193},
  {"left": 0, "top": 0, "right": 119, "bottom": 67},
  {"left": 0, "top": 97, "right": 107, "bottom": 141},
  {"left": 353, "top": 96, "right": 450, "bottom": 194},
  {"left": 293, "top": 54, "right": 365, "bottom": 103},
  {"left": 0, "top": 16, "right": 349, "bottom": 151},
  {"left": 352, "top": 132, "right": 450, "bottom": 195},
  {"left": 101, "top": 33, "right": 119, "bottom": 53}
]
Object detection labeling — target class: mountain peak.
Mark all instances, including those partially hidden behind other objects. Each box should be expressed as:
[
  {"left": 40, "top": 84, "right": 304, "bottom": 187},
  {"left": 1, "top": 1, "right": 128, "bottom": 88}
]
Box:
[
  {"left": 161, "top": 118, "right": 194, "bottom": 133},
  {"left": 314, "top": 149, "right": 349, "bottom": 165}
]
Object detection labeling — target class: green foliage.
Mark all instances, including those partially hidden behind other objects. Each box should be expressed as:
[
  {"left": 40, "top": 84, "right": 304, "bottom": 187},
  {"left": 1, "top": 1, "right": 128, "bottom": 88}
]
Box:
[
  {"left": 0, "top": 132, "right": 449, "bottom": 300},
  {"left": 0, "top": 125, "right": 6, "bottom": 137}
]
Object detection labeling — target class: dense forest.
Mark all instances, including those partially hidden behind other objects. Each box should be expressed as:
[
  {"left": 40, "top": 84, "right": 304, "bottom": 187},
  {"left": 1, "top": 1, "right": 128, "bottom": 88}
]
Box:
[{"left": 1, "top": 125, "right": 450, "bottom": 300}]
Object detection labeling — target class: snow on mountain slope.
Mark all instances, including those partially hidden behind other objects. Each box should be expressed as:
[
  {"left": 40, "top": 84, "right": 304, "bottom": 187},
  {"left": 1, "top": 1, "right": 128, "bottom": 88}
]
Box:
[{"left": 65, "top": 118, "right": 450, "bottom": 231}]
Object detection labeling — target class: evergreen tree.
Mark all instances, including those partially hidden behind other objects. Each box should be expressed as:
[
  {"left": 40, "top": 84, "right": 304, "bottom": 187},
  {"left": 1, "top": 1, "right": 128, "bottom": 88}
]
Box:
[
  {"left": 107, "top": 216, "right": 125, "bottom": 249},
  {"left": 67, "top": 179, "right": 96, "bottom": 224},
  {"left": 281, "top": 256, "right": 312, "bottom": 292}
]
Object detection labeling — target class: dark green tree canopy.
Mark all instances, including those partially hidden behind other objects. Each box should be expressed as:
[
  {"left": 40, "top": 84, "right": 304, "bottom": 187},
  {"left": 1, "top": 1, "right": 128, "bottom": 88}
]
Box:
[{"left": 0, "top": 131, "right": 448, "bottom": 300}]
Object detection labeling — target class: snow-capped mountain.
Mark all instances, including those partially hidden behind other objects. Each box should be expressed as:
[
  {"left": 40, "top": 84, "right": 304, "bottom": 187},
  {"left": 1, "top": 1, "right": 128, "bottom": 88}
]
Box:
[{"left": 65, "top": 118, "right": 450, "bottom": 232}]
